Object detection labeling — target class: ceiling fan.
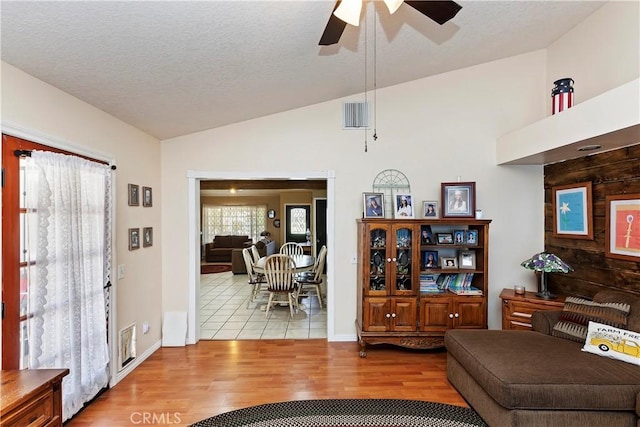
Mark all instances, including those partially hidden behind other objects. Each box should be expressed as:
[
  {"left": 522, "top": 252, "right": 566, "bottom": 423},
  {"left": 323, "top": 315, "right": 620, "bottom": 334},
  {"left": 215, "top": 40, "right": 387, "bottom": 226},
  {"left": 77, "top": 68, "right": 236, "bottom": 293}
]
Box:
[{"left": 319, "top": 0, "right": 462, "bottom": 46}]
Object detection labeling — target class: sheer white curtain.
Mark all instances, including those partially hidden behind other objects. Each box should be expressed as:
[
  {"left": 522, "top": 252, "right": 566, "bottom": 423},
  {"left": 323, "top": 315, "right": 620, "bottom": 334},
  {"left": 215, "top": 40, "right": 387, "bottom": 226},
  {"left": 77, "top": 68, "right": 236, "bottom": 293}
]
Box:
[
  {"left": 25, "top": 150, "right": 111, "bottom": 421},
  {"left": 202, "top": 205, "right": 267, "bottom": 243}
]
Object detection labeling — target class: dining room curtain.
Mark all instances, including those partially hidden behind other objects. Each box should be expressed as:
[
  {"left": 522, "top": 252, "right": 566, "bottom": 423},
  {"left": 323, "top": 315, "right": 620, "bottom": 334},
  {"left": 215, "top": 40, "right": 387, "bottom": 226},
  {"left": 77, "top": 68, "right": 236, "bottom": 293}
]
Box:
[{"left": 25, "top": 150, "right": 111, "bottom": 421}]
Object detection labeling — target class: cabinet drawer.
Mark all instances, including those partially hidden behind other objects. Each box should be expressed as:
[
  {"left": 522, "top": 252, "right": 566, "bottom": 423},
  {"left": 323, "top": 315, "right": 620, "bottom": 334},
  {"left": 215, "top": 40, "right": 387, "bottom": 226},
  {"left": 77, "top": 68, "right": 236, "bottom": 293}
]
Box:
[
  {"left": 507, "top": 300, "right": 549, "bottom": 319},
  {"left": 2, "top": 390, "right": 54, "bottom": 427}
]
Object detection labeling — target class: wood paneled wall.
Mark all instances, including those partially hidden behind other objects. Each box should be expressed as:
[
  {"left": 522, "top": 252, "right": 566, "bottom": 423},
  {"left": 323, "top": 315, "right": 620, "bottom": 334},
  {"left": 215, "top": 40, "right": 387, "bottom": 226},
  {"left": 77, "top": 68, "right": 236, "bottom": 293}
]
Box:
[{"left": 545, "top": 144, "right": 640, "bottom": 298}]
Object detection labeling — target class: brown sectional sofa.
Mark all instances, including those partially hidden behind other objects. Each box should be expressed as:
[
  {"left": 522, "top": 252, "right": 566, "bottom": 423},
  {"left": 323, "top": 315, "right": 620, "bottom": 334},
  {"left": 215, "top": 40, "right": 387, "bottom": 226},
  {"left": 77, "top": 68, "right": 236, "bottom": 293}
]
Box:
[
  {"left": 446, "top": 289, "right": 640, "bottom": 426},
  {"left": 204, "top": 235, "right": 251, "bottom": 262}
]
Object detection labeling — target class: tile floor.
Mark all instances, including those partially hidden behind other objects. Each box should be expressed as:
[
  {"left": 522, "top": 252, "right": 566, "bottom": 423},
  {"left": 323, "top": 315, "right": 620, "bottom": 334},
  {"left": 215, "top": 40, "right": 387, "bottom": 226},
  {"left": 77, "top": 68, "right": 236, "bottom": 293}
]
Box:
[{"left": 200, "top": 270, "right": 327, "bottom": 340}]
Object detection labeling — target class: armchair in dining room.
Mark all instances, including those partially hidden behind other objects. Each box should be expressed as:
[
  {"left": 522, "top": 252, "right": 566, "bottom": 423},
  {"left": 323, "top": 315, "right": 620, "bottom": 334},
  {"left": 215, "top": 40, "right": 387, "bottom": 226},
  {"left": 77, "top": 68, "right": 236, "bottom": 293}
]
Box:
[
  {"left": 297, "top": 245, "right": 327, "bottom": 309},
  {"left": 264, "top": 254, "right": 298, "bottom": 318},
  {"left": 242, "top": 247, "right": 267, "bottom": 308},
  {"left": 280, "top": 242, "right": 303, "bottom": 257}
]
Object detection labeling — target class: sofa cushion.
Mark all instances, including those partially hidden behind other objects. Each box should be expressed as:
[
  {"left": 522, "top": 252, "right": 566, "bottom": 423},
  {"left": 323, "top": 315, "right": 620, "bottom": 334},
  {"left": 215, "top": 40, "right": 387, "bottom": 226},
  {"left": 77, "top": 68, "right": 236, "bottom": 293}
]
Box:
[
  {"left": 552, "top": 296, "right": 630, "bottom": 343},
  {"left": 594, "top": 290, "right": 640, "bottom": 334},
  {"left": 214, "top": 235, "right": 233, "bottom": 247},
  {"left": 231, "top": 235, "right": 250, "bottom": 247},
  {"left": 445, "top": 329, "right": 640, "bottom": 411},
  {"left": 582, "top": 321, "right": 640, "bottom": 366}
]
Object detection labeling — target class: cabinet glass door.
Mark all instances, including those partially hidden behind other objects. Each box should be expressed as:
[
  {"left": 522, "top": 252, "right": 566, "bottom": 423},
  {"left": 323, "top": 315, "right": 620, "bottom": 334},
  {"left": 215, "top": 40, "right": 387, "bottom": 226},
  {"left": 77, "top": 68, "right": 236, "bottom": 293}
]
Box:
[
  {"left": 368, "top": 227, "right": 387, "bottom": 293},
  {"left": 394, "top": 226, "right": 413, "bottom": 293}
]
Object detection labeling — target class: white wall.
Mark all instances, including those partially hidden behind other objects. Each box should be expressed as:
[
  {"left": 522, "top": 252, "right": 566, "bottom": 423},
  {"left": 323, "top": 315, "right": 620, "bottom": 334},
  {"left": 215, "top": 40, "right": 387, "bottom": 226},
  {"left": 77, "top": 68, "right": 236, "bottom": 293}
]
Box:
[
  {"left": 161, "top": 51, "right": 548, "bottom": 335},
  {"left": 546, "top": 1, "right": 640, "bottom": 112},
  {"left": 1, "top": 62, "right": 162, "bottom": 378}
]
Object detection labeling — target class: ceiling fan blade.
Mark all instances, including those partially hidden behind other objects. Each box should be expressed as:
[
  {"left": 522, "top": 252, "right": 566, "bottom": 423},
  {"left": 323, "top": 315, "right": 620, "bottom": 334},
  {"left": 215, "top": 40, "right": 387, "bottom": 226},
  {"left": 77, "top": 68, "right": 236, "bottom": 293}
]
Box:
[
  {"left": 404, "top": 1, "right": 462, "bottom": 25},
  {"left": 319, "top": 1, "right": 347, "bottom": 46}
]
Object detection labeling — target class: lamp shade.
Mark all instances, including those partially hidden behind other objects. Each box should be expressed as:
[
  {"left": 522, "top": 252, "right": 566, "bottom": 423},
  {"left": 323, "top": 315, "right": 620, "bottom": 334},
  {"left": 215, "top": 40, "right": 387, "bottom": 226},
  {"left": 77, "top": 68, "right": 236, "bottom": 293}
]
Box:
[{"left": 520, "top": 252, "right": 573, "bottom": 273}]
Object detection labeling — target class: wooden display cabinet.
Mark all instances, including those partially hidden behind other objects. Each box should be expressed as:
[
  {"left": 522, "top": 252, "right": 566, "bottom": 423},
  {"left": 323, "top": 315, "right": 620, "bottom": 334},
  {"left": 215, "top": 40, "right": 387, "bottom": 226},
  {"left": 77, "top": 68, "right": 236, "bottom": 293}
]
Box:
[{"left": 356, "top": 218, "right": 491, "bottom": 356}]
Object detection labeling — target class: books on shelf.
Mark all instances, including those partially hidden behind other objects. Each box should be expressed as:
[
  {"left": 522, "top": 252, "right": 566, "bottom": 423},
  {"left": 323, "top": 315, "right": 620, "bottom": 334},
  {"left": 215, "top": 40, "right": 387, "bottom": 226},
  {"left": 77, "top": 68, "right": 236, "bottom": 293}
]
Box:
[
  {"left": 448, "top": 286, "right": 484, "bottom": 295},
  {"left": 420, "top": 273, "right": 444, "bottom": 293},
  {"left": 433, "top": 272, "right": 482, "bottom": 295}
]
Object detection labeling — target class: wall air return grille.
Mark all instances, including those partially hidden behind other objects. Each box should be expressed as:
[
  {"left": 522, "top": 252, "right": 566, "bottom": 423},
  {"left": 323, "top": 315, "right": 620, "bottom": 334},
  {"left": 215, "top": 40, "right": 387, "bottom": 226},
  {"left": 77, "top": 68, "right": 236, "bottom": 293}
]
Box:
[{"left": 342, "top": 101, "right": 369, "bottom": 129}]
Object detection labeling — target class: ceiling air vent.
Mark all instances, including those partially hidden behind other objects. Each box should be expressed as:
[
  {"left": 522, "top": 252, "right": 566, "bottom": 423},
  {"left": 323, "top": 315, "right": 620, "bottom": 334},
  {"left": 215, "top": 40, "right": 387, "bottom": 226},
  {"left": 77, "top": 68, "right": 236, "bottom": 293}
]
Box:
[{"left": 342, "top": 101, "right": 369, "bottom": 129}]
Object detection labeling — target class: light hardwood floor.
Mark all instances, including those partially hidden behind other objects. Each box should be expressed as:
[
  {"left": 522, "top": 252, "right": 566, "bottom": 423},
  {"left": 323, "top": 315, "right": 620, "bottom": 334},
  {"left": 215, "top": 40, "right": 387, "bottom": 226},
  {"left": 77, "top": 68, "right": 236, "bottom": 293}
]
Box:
[{"left": 66, "top": 340, "right": 467, "bottom": 426}]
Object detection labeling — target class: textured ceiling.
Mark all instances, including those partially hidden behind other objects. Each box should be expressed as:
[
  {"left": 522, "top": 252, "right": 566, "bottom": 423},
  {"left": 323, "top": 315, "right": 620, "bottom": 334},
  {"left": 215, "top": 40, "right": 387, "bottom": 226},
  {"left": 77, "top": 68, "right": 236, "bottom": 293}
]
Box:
[{"left": 1, "top": 1, "right": 605, "bottom": 140}]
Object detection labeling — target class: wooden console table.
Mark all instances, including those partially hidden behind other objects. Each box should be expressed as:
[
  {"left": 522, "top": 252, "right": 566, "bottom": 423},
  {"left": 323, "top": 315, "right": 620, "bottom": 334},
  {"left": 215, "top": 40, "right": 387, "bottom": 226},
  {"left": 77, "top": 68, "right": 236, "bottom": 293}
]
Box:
[
  {"left": 1, "top": 368, "right": 69, "bottom": 427},
  {"left": 500, "top": 288, "right": 565, "bottom": 330}
]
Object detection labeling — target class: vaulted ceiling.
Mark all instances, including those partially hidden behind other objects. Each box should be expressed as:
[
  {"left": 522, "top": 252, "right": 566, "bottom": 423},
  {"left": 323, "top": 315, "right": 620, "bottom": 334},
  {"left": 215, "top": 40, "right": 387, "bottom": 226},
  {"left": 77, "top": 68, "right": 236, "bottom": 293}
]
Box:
[{"left": 1, "top": 1, "right": 605, "bottom": 140}]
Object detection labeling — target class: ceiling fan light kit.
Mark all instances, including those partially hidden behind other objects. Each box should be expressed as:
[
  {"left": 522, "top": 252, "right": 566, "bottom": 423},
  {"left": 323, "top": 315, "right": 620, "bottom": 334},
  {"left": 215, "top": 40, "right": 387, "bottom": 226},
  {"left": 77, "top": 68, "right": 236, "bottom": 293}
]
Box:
[
  {"left": 320, "top": 0, "right": 462, "bottom": 46},
  {"left": 333, "top": 0, "right": 363, "bottom": 26},
  {"left": 384, "top": 0, "right": 404, "bottom": 15}
]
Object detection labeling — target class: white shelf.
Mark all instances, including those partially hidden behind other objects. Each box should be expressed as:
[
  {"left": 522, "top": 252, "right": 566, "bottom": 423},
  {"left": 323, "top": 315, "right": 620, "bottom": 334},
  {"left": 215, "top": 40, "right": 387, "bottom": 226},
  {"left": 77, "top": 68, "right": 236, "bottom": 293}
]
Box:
[{"left": 497, "top": 79, "right": 640, "bottom": 165}]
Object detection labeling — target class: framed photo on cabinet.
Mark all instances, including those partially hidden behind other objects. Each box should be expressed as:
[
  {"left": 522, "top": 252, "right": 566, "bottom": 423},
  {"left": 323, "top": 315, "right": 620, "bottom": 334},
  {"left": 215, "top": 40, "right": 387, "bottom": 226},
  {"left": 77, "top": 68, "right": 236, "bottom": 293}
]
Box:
[
  {"left": 363, "top": 193, "right": 385, "bottom": 218},
  {"left": 441, "top": 257, "right": 458, "bottom": 269},
  {"left": 459, "top": 251, "right": 476, "bottom": 269},
  {"left": 394, "top": 194, "right": 414, "bottom": 219},
  {"left": 442, "top": 182, "right": 475, "bottom": 218},
  {"left": 422, "top": 201, "right": 439, "bottom": 218}
]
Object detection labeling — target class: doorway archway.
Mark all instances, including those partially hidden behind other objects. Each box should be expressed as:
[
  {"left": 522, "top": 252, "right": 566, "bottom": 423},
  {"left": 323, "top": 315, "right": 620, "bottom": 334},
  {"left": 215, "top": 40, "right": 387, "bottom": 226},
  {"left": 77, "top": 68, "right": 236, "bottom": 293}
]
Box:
[{"left": 186, "top": 170, "right": 335, "bottom": 345}]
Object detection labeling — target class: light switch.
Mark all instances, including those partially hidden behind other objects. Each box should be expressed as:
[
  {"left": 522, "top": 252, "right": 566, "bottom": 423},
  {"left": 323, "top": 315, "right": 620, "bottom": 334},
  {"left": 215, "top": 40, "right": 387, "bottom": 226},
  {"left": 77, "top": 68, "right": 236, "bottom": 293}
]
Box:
[{"left": 117, "top": 264, "right": 125, "bottom": 279}]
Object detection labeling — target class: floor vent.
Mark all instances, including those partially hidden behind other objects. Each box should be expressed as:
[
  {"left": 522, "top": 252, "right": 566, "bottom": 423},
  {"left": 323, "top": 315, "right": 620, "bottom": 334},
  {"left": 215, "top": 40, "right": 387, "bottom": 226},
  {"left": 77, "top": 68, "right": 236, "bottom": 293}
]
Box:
[{"left": 342, "top": 101, "right": 369, "bottom": 129}]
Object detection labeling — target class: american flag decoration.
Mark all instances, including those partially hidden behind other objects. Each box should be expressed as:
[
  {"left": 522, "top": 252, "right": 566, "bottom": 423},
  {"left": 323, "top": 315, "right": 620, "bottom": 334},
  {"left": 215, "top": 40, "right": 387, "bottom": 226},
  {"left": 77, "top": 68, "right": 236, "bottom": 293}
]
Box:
[{"left": 551, "top": 78, "right": 574, "bottom": 115}]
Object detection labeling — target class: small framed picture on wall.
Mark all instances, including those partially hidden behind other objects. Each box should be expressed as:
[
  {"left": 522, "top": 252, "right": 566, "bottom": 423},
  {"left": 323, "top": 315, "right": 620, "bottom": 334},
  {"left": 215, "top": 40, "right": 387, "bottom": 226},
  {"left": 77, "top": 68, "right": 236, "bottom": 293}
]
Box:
[
  {"left": 142, "top": 186, "right": 153, "bottom": 207},
  {"left": 129, "top": 228, "right": 140, "bottom": 250},
  {"left": 128, "top": 184, "right": 140, "bottom": 206},
  {"left": 143, "top": 227, "right": 153, "bottom": 247}
]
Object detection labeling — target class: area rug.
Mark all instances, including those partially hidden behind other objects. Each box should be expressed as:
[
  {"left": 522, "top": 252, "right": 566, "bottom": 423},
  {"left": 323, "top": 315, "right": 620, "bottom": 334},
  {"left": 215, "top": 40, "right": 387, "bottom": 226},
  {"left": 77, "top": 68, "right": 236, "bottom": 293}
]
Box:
[
  {"left": 200, "top": 264, "right": 232, "bottom": 274},
  {"left": 189, "top": 399, "right": 487, "bottom": 427}
]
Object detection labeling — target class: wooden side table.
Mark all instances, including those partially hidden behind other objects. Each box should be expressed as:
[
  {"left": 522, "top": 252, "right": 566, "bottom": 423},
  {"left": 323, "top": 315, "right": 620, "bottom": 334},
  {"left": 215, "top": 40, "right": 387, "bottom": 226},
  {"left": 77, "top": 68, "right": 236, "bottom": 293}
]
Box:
[
  {"left": 500, "top": 288, "right": 566, "bottom": 330},
  {"left": 0, "top": 368, "right": 69, "bottom": 427}
]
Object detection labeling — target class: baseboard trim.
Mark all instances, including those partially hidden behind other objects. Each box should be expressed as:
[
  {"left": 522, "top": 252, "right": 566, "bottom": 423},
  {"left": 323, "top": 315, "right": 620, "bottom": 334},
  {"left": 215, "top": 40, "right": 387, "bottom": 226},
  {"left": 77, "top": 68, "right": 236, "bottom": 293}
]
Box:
[{"left": 111, "top": 339, "right": 162, "bottom": 387}]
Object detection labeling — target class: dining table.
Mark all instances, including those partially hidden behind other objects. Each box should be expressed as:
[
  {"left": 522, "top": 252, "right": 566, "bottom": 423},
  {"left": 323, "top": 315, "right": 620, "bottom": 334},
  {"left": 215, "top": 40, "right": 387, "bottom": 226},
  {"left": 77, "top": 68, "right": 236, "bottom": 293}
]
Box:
[{"left": 252, "top": 254, "right": 315, "bottom": 274}]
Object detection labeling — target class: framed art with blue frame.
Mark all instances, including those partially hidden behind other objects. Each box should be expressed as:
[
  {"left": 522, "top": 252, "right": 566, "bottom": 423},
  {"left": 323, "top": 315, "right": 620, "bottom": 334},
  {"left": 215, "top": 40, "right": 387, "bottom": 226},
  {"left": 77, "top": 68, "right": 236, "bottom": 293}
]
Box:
[{"left": 552, "top": 181, "right": 593, "bottom": 240}]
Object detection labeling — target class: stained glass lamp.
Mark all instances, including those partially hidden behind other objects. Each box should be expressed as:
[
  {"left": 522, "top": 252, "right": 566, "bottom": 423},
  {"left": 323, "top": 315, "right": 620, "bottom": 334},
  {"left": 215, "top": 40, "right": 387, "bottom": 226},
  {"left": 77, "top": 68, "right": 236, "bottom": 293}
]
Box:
[{"left": 520, "top": 252, "right": 573, "bottom": 299}]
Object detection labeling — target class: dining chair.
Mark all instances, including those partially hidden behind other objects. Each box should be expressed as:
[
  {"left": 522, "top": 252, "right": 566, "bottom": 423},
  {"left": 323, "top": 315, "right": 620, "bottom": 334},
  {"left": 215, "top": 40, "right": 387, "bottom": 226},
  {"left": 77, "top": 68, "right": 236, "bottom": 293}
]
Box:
[
  {"left": 297, "top": 245, "right": 327, "bottom": 309},
  {"left": 264, "top": 254, "right": 298, "bottom": 318},
  {"left": 242, "top": 247, "right": 267, "bottom": 308},
  {"left": 280, "top": 242, "right": 303, "bottom": 257},
  {"left": 250, "top": 245, "right": 261, "bottom": 263}
]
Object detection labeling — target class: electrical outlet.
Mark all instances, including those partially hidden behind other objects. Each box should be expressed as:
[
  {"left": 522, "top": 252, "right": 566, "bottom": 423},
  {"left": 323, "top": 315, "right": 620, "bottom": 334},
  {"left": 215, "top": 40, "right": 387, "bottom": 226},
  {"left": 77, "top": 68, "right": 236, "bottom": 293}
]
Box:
[
  {"left": 117, "top": 264, "right": 125, "bottom": 280},
  {"left": 142, "top": 321, "right": 150, "bottom": 334}
]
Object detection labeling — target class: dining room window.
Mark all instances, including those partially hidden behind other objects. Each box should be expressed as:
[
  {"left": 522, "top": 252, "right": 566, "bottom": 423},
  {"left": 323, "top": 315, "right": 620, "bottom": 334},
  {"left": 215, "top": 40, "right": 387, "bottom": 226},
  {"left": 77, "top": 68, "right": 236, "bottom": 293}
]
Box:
[{"left": 202, "top": 205, "right": 267, "bottom": 243}]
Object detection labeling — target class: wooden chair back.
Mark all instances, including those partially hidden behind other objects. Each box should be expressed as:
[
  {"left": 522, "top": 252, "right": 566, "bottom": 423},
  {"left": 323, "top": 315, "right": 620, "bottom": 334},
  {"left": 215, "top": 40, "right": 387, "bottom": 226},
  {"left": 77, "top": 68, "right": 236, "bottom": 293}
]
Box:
[
  {"left": 264, "top": 254, "right": 297, "bottom": 292},
  {"left": 280, "top": 242, "right": 303, "bottom": 257},
  {"left": 250, "top": 245, "right": 260, "bottom": 262}
]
